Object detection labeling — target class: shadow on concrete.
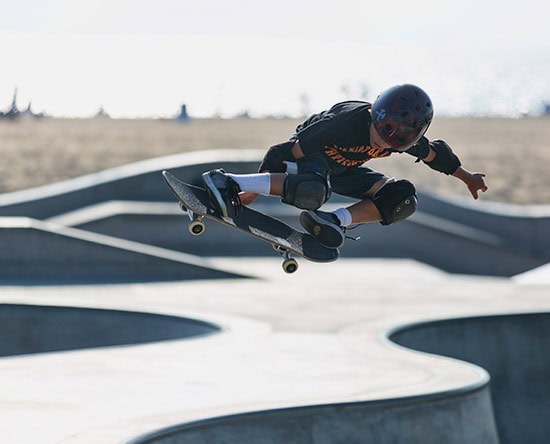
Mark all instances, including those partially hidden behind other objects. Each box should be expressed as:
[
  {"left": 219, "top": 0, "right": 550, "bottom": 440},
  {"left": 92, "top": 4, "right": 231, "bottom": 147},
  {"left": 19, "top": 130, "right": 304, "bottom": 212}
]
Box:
[
  {"left": 0, "top": 217, "right": 250, "bottom": 284},
  {"left": 0, "top": 304, "right": 220, "bottom": 357}
]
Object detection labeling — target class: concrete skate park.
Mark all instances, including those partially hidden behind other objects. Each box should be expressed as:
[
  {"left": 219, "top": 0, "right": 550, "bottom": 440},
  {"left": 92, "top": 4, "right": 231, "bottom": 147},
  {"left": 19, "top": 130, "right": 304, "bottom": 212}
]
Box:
[{"left": 0, "top": 150, "right": 549, "bottom": 443}]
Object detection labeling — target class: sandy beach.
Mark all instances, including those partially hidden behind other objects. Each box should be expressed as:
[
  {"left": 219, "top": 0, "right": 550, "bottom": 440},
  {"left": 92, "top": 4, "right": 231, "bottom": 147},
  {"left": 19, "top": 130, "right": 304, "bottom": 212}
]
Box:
[{"left": 1, "top": 116, "right": 549, "bottom": 205}]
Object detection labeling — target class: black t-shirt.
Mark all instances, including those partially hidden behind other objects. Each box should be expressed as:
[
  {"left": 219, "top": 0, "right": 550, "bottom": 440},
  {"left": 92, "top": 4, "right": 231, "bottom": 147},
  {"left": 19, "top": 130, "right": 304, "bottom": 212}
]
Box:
[{"left": 295, "top": 100, "right": 428, "bottom": 168}]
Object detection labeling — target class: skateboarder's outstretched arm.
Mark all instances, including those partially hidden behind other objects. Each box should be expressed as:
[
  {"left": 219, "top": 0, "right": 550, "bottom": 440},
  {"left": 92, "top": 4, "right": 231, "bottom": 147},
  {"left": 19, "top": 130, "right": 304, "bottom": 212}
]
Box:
[{"left": 406, "top": 138, "right": 487, "bottom": 200}]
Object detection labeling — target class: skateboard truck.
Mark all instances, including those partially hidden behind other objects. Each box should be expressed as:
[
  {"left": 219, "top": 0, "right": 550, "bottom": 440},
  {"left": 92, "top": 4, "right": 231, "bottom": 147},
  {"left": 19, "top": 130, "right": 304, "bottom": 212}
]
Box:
[
  {"left": 180, "top": 202, "right": 205, "bottom": 236},
  {"left": 179, "top": 200, "right": 298, "bottom": 275},
  {"left": 272, "top": 244, "right": 299, "bottom": 274}
]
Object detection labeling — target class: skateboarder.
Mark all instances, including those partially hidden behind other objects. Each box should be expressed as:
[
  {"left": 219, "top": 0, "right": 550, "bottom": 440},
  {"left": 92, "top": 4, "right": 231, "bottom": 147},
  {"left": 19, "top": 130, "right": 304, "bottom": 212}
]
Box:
[{"left": 202, "top": 84, "right": 488, "bottom": 249}]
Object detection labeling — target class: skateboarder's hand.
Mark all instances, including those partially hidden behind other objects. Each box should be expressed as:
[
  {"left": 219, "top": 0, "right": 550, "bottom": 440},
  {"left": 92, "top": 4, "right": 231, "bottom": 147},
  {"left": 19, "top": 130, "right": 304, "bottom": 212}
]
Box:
[
  {"left": 453, "top": 167, "right": 488, "bottom": 200},
  {"left": 239, "top": 192, "right": 260, "bottom": 206},
  {"left": 466, "top": 172, "right": 488, "bottom": 199}
]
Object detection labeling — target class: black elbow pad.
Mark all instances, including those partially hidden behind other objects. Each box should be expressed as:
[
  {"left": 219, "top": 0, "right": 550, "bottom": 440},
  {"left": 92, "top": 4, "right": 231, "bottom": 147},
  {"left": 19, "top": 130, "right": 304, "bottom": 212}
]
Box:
[
  {"left": 406, "top": 136, "right": 431, "bottom": 161},
  {"left": 425, "top": 140, "right": 461, "bottom": 175}
]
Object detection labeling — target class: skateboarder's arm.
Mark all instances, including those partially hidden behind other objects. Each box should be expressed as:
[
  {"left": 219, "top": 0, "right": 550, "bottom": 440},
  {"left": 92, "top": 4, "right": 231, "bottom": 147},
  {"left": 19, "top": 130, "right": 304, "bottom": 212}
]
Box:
[
  {"left": 291, "top": 141, "right": 306, "bottom": 159},
  {"left": 407, "top": 138, "right": 488, "bottom": 200}
]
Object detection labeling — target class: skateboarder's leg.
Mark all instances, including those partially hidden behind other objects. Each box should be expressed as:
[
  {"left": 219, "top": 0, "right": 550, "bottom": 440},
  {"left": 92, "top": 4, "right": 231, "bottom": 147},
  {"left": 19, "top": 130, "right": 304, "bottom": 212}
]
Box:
[
  {"left": 314, "top": 176, "right": 417, "bottom": 226},
  {"left": 202, "top": 169, "right": 247, "bottom": 218},
  {"left": 299, "top": 192, "right": 384, "bottom": 248},
  {"left": 203, "top": 153, "right": 329, "bottom": 211},
  {"left": 297, "top": 168, "right": 383, "bottom": 246},
  {"left": 299, "top": 168, "right": 416, "bottom": 247},
  {"left": 226, "top": 173, "right": 286, "bottom": 196},
  {"left": 299, "top": 210, "right": 346, "bottom": 248},
  {"left": 202, "top": 169, "right": 288, "bottom": 216}
]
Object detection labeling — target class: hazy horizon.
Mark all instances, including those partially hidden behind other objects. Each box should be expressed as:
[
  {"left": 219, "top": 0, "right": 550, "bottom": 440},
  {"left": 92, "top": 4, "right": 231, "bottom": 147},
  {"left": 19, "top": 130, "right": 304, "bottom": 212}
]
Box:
[{"left": 0, "top": 0, "right": 547, "bottom": 119}]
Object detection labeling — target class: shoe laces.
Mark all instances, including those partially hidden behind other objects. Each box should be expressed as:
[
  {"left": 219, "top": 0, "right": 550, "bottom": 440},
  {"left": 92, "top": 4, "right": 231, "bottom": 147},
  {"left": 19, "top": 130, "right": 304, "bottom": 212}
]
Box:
[{"left": 343, "top": 224, "right": 362, "bottom": 241}]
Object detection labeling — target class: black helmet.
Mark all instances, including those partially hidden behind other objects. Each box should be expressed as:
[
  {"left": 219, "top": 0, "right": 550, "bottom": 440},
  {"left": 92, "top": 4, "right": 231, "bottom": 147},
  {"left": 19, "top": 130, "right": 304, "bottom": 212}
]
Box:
[{"left": 372, "top": 84, "right": 433, "bottom": 151}]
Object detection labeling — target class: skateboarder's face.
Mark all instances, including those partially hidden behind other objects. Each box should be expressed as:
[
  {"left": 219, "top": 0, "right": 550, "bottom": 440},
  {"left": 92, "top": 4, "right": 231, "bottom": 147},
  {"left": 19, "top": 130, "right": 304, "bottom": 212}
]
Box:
[{"left": 369, "top": 123, "right": 392, "bottom": 151}]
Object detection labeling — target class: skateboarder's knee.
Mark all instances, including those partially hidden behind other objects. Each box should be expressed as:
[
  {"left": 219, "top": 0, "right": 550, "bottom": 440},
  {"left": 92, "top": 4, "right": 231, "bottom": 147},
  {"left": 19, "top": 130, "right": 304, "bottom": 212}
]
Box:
[
  {"left": 372, "top": 179, "right": 417, "bottom": 225},
  {"left": 282, "top": 173, "right": 330, "bottom": 210}
]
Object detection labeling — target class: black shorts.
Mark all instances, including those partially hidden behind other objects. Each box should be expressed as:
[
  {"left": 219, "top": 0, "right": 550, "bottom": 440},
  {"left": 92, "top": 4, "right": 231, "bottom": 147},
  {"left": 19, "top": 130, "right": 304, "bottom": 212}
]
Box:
[{"left": 296, "top": 152, "right": 389, "bottom": 199}]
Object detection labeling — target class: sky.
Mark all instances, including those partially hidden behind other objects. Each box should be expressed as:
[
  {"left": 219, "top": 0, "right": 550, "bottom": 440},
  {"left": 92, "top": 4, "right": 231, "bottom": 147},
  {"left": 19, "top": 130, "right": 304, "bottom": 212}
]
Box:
[{"left": 0, "top": 0, "right": 547, "bottom": 118}]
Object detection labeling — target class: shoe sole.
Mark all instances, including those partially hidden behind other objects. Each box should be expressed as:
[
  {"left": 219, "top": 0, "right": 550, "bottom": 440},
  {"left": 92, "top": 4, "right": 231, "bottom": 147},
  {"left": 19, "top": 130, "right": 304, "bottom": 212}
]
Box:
[
  {"left": 300, "top": 211, "right": 344, "bottom": 249},
  {"left": 202, "top": 173, "right": 228, "bottom": 218}
]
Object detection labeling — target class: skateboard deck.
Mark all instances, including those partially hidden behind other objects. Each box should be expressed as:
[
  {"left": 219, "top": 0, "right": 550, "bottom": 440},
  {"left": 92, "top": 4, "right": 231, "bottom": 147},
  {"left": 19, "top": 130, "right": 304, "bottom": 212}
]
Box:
[{"left": 162, "top": 171, "right": 339, "bottom": 272}]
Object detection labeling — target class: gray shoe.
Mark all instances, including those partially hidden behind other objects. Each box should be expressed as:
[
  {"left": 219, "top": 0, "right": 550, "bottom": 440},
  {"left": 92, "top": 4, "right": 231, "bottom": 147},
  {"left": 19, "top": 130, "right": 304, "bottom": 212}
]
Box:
[
  {"left": 300, "top": 210, "right": 345, "bottom": 248},
  {"left": 202, "top": 169, "right": 242, "bottom": 219}
]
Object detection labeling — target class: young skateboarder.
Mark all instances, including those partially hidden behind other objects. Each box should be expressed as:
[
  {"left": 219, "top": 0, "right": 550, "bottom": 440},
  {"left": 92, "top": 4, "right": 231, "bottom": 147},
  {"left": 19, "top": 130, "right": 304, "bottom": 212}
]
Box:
[{"left": 202, "top": 84, "right": 488, "bottom": 248}]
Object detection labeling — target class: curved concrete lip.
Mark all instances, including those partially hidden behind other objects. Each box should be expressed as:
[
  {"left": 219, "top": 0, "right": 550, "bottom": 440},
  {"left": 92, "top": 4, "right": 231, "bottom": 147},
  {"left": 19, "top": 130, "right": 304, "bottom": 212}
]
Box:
[
  {"left": 129, "top": 312, "right": 495, "bottom": 444},
  {"left": 387, "top": 312, "right": 550, "bottom": 444},
  {"left": 130, "top": 311, "right": 550, "bottom": 444},
  {"left": 0, "top": 149, "right": 264, "bottom": 213},
  {"left": 129, "top": 379, "right": 493, "bottom": 444}
]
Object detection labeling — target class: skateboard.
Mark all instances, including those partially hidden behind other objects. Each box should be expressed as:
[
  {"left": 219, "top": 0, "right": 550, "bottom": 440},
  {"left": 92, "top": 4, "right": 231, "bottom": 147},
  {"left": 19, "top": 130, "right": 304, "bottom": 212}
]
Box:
[{"left": 162, "top": 171, "right": 339, "bottom": 273}]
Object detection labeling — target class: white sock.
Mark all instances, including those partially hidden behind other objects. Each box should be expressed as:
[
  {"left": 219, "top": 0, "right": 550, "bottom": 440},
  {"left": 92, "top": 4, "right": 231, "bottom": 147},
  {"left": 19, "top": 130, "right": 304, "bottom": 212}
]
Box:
[
  {"left": 332, "top": 207, "right": 353, "bottom": 227},
  {"left": 227, "top": 173, "right": 272, "bottom": 195}
]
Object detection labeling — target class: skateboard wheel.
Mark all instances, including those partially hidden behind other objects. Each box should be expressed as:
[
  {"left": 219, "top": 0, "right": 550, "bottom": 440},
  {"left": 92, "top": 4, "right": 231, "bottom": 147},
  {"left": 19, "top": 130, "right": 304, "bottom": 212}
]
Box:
[
  {"left": 179, "top": 202, "right": 188, "bottom": 212},
  {"left": 188, "top": 220, "right": 205, "bottom": 235},
  {"left": 282, "top": 258, "right": 298, "bottom": 274}
]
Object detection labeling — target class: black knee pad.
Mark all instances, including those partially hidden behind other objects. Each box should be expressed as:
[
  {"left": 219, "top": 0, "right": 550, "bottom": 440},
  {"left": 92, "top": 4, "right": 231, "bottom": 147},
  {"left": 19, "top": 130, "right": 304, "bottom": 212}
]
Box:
[
  {"left": 282, "top": 173, "right": 330, "bottom": 210},
  {"left": 372, "top": 179, "right": 417, "bottom": 225}
]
